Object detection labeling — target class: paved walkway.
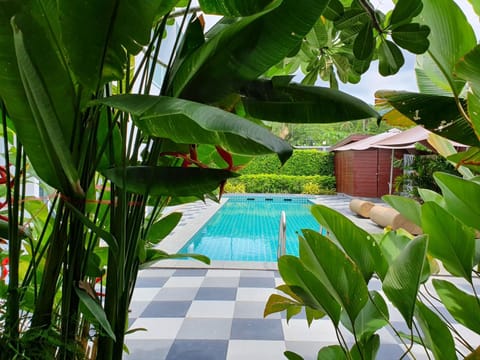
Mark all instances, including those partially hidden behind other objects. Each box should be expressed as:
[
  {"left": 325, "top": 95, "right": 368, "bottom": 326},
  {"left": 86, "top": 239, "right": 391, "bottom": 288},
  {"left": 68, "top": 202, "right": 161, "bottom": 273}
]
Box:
[
  {"left": 125, "top": 268, "right": 480, "bottom": 359},
  {"left": 124, "top": 195, "right": 480, "bottom": 359}
]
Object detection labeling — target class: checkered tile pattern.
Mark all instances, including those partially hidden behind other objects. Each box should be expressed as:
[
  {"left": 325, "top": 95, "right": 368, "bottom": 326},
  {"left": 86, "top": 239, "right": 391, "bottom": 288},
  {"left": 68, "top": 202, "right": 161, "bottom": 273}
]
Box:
[{"left": 124, "top": 268, "right": 480, "bottom": 360}]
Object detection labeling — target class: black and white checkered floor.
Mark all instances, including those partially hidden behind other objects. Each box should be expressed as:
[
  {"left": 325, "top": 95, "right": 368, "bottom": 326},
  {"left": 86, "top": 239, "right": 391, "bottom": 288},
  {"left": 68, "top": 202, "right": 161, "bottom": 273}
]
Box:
[{"left": 124, "top": 268, "right": 480, "bottom": 359}]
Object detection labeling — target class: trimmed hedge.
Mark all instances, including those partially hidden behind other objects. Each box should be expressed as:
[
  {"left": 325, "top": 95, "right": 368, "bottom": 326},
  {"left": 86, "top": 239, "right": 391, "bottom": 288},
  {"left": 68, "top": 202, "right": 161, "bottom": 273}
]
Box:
[
  {"left": 226, "top": 174, "right": 336, "bottom": 194},
  {"left": 240, "top": 150, "right": 334, "bottom": 176}
]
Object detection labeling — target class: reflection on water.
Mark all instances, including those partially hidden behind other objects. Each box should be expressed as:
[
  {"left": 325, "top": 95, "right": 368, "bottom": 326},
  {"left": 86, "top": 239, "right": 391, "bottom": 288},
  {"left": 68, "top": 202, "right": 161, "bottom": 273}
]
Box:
[{"left": 179, "top": 196, "right": 324, "bottom": 261}]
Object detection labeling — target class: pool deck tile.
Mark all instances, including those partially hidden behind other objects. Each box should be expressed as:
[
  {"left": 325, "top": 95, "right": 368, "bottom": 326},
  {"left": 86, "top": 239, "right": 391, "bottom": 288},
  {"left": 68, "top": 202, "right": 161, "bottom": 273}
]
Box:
[
  {"left": 126, "top": 268, "right": 480, "bottom": 359},
  {"left": 124, "top": 196, "right": 480, "bottom": 359}
]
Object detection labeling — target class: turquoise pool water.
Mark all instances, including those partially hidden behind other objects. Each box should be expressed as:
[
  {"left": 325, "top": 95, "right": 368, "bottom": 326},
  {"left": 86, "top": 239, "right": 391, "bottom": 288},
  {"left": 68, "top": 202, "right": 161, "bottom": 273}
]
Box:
[{"left": 178, "top": 195, "right": 322, "bottom": 261}]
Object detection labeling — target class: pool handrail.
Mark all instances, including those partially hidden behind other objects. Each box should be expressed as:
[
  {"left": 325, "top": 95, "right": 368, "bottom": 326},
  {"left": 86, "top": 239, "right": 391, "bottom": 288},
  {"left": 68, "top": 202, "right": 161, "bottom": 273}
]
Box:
[{"left": 277, "top": 211, "right": 286, "bottom": 259}]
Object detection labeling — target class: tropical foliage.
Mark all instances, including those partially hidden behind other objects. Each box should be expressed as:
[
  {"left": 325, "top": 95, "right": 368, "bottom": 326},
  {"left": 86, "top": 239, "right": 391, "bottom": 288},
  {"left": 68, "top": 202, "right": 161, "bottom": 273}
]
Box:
[
  {"left": 267, "top": 0, "right": 480, "bottom": 358},
  {"left": 240, "top": 150, "right": 334, "bottom": 177},
  {"left": 267, "top": 0, "right": 430, "bottom": 87},
  {"left": 227, "top": 150, "right": 335, "bottom": 194},
  {"left": 0, "top": 0, "right": 388, "bottom": 359},
  {"left": 226, "top": 174, "right": 336, "bottom": 194},
  {"left": 394, "top": 154, "right": 460, "bottom": 198}
]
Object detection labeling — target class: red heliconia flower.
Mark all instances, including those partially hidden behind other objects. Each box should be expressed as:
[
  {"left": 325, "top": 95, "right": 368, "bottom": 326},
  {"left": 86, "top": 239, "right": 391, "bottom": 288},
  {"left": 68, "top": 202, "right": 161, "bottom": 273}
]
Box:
[
  {"left": 95, "top": 275, "right": 105, "bottom": 297},
  {"left": 160, "top": 144, "right": 208, "bottom": 169},
  {"left": 0, "top": 165, "right": 15, "bottom": 188},
  {"left": 1, "top": 257, "right": 9, "bottom": 281},
  {"left": 215, "top": 146, "right": 244, "bottom": 172}
]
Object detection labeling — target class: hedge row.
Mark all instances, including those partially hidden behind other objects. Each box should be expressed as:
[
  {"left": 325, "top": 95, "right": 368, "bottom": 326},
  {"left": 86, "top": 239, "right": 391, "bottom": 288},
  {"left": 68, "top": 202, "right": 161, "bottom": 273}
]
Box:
[
  {"left": 240, "top": 150, "right": 334, "bottom": 176},
  {"left": 225, "top": 174, "right": 336, "bottom": 194}
]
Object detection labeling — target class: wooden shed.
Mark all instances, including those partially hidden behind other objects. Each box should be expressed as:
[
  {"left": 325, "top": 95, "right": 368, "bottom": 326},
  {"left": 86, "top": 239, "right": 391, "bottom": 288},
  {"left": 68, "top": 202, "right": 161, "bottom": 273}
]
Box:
[
  {"left": 331, "top": 126, "right": 468, "bottom": 198},
  {"left": 332, "top": 129, "right": 404, "bottom": 198}
]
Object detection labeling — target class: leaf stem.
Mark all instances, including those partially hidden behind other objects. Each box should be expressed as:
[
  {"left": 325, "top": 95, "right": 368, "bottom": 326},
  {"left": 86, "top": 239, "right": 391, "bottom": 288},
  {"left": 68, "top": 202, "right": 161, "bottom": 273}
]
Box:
[{"left": 357, "top": 0, "right": 383, "bottom": 34}]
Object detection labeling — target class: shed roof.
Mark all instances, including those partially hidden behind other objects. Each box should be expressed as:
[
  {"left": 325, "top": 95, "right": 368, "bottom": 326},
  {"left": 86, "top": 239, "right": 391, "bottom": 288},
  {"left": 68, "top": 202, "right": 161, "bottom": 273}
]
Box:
[
  {"left": 333, "top": 129, "right": 401, "bottom": 151},
  {"left": 328, "top": 134, "right": 370, "bottom": 151},
  {"left": 374, "top": 126, "right": 468, "bottom": 149},
  {"left": 374, "top": 126, "right": 429, "bottom": 148},
  {"left": 333, "top": 126, "right": 468, "bottom": 151}
]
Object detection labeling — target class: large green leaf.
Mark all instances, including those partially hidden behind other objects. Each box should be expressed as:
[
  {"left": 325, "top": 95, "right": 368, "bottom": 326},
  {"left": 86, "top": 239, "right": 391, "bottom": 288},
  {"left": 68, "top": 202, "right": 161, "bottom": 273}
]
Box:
[
  {"left": 65, "top": 201, "right": 119, "bottom": 252},
  {"left": 353, "top": 22, "right": 374, "bottom": 60},
  {"left": 455, "top": 45, "right": 480, "bottom": 141},
  {"left": 417, "top": 188, "right": 444, "bottom": 205},
  {"left": 349, "top": 334, "right": 380, "bottom": 360},
  {"left": 427, "top": 132, "right": 475, "bottom": 178},
  {"left": 447, "top": 147, "right": 480, "bottom": 174},
  {"left": 140, "top": 248, "right": 210, "bottom": 268},
  {"left": 167, "top": 0, "right": 331, "bottom": 103},
  {"left": 264, "top": 293, "right": 302, "bottom": 321},
  {"left": 415, "top": 301, "right": 456, "bottom": 360},
  {"left": 310, "top": 205, "right": 387, "bottom": 281},
  {"left": 241, "top": 78, "right": 380, "bottom": 123},
  {"left": 97, "top": 95, "right": 293, "bottom": 164},
  {"left": 265, "top": 284, "right": 323, "bottom": 323},
  {"left": 103, "top": 166, "right": 238, "bottom": 197},
  {"left": 58, "top": 0, "right": 175, "bottom": 91},
  {"left": 433, "top": 279, "right": 480, "bottom": 335},
  {"left": 278, "top": 255, "right": 341, "bottom": 324},
  {"left": 323, "top": 0, "right": 344, "bottom": 21},
  {"left": 283, "top": 351, "right": 303, "bottom": 360},
  {"left": 299, "top": 230, "right": 369, "bottom": 323},
  {"left": 378, "top": 39, "right": 404, "bottom": 76},
  {"left": 434, "top": 172, "right": 480, "bottom": 231},
  {"left": 421, "top": 202, "right": 475, "bottom": 281},
  {"left": 467, "top": 91, "right": 480, "bottom": 142},
  {"left": 0, "top": 3, "right": 83, "bottom": 195},
  {"left": 334, "top": 9, "right": 369, "bottom": 30},
  {"left": 391, "top": 23, "right": 430, "bottom": 54},
  {"left": 468, "top": 0, "right": 480, "bottom": 18},
  {"left": 415, "top": 55, "right": 453, "bottom": 96},
  {"left": 341, "top": 291, "right": 389, "bottom": 341},
  {"left": 316, "top": 346, "right": 345, "bottom": 359},
  {"left": 75, "top": 286, "right": 115, "bottom": 340},
  {"left": 382, "top": 195, "right": 422, "bottom": 227},
  {"left": 375, "top": 91, "right": 479, "bottom": 146},
  {"left": 382, "top": 235, "right": 428, "bottom": 329},
  {"left": 145, "top": 212, "right": 182, "bottom": 244},
  {"left": 379, "top": 230, "right": 411, "bottom": 266},
  {"left": 455, "top": 45, "right": 480, "bottom": 96},
  {"left": 199, "top": 0, "right": 274, "bottom": 16},
  {"left": 390, "top": 0, "right": 423, "bottom": 26},
  {"left": 11, "top": 16, "right": 82, "bottom": 196},
  {"left": 418, "top": 0, "right": 476, "bottom": 96}
]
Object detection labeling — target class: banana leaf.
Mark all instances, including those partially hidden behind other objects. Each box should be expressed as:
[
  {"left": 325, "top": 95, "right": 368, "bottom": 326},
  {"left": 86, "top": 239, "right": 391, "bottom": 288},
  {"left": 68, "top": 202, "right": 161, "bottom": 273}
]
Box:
[
  {"left": 417, "top": 0, "right": 476, "bottom": 96},
  {"left": 167, "top": 0, "right": 331, "bottom": 104},
  {"left": 241, "top": 77, "right": 380, "bottom": 123},
  {"left": 199, "top": 0, "right": 274, "bottom": 16},
  {"left": 97, "top": 95, "right": 293, "bottom": 164},
  {"left": 375, "top": 90, "right": 479, "bottom": 147},
  {"left": 58, "top": 0, "right": 177, "bottom": 92},
  {"left": 103, "top": 166, "right": 238, "bottom": 197},
  {"left": 0, "top": 2, "right": 82, "bottom": 195}
]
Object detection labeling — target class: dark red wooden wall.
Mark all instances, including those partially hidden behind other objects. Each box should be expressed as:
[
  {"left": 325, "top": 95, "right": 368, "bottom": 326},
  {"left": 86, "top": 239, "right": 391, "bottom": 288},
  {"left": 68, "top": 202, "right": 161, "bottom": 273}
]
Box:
[{"left": 334, "top": 149, "right": 403, "bottom": 198}]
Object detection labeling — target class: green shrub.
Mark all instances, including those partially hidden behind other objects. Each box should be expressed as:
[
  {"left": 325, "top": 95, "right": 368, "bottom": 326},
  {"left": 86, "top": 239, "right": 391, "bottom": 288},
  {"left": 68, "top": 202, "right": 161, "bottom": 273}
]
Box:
[
  {"left": 228, "top": 174, "right": 336, "bottom": 194},
  {"left": 241, "top": 150, "right": 334, "bottom": 176},
  {"left": 394, "top": 155, "right": 460, "bottom": 198},
  {"left": 224, "top": 182, "right": 246, "bottom": 193},
  {"left": 302, "top": 182, "right": 322, "bottom": 194}
]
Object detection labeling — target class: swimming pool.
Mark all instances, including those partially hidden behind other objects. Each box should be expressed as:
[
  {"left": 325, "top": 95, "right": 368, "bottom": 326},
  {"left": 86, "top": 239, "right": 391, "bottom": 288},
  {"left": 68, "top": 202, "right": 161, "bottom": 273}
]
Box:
[{"left": 178, "top": 195, "right": 322, "bottom": 262}]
